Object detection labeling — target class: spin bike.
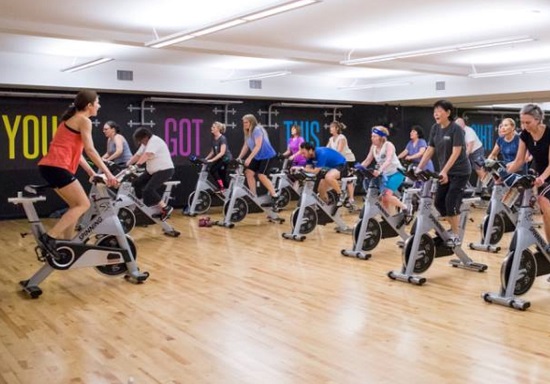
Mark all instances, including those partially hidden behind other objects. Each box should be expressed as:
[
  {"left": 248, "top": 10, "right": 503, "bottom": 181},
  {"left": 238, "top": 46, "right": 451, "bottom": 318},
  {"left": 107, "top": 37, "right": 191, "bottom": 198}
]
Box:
[
  {"left": 341, "top": 167, "right": 419, "bottom": 259},
  {"left": 482, "top": 173, "right": 550, "bottom": 310},
  {"left": 387, "top": 169, "right": 487, "bottom": 285},
  {"left": 269, "top": 156, "right": 302, "bottom": 209},
  {"left": 469, "top": 159, "right": 518, "bottom": 253},
  {"left": 184, "top": 156, "right": 228, "bottom": 216},
  {"left": 8, "top": 177, "right": 149, "bottom": 299},
  {"left": 79, "top": 166, "right": 181, "bottom": 237},
  {"left": 214, "top": 159, "right": 285, "bottom": 228},
  {"left": 281, "top": 169, "right": 352, "bottom": 241}
]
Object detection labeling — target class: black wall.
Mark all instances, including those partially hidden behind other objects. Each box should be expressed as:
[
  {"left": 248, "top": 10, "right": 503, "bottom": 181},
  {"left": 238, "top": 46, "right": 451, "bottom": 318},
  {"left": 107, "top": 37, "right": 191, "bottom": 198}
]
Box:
[{"left": 0, "top": 89, "right": 511, "bottom": 219}]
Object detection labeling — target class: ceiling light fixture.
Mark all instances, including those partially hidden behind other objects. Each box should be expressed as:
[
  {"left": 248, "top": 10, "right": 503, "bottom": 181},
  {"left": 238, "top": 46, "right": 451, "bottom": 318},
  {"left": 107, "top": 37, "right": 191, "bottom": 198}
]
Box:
[
  {"left": 61, "top": 58, "right": 114, "bottom": 73},
  {"left": 340, "top": 35, "right": 534, "bottom": 65},
  {"left": 145, "top": 0, "right": 321, "bottom": 48},
  {"left": 468, "top": 65, "right": 550, "bottom": 78},
  {"left": 221, "top": 70, "right": 292, "bottom": 83},
  {"left": 338, "top": 81, "right": 412, "bottom": 90}
]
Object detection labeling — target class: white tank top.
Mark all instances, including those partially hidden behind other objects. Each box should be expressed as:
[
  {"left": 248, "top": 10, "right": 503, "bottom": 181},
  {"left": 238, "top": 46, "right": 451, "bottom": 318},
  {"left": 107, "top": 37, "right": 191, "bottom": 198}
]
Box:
[
  {"left": 373, "top": 141, "right": 401, "bottom": 175},
  {"left": 327, "top": 134, "right": 355, "bottom": 162}
]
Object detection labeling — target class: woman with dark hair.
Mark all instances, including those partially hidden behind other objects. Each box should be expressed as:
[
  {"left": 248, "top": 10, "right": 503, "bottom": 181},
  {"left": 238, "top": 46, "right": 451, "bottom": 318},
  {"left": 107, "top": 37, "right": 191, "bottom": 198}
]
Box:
[
  {"left": 282, "top": 124, "right": 306, "bottom": 166},
  {"left": 101, "top": 120, "right": 132, "bottom": 166},
  {"left": 37, "top": 90, "right": 117, "bottom": 258},
  {"left": 506, "top": 104, "right": 550, "bottom": 249},
  {"left": 417, "top": 99, "right": 471, "bottom": 246},
  {"left": 398, "top": 125, "right": 434, "bottom": 172},
  {"left": 126, "top": 127, "right": 175, "bottom": 221}
]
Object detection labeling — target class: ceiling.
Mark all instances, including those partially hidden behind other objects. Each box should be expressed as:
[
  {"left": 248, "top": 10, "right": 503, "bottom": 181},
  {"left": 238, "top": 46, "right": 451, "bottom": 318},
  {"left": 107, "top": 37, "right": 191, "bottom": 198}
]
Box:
[{"left": 1, "top": 0, "right": 550, "bottom": 109}]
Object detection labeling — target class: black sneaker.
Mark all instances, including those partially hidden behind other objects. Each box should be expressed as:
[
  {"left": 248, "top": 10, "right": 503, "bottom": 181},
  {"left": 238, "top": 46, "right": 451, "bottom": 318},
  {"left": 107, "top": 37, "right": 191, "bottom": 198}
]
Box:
[
  {"left": 38, "top": 233, "right": 61, "bottom": 260},
  {"left": 160, "top": 205, "right": 174, "bottom": 221}
]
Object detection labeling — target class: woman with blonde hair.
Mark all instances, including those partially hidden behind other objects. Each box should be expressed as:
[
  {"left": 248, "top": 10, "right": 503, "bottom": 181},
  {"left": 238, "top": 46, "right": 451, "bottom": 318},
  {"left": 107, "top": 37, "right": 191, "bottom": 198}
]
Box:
[
  {"left": 360, "top": 126, "right": 407, "bottom": 215},
  {"left": 205, "top": 121, "right": 233, "bottom": 191},
  {"left": 237, "top": 114, "right": 283, "bottom": 208}
]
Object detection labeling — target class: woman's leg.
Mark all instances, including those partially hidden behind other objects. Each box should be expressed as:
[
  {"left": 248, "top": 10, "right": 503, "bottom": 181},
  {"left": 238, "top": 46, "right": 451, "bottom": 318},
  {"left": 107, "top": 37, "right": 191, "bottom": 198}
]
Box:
[{"left": 50, "top": 180, "right": 91, "bottom": 240}]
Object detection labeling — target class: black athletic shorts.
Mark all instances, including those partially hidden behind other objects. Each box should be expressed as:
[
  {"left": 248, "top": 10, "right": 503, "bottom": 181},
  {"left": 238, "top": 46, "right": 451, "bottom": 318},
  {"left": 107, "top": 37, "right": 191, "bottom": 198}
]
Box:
[{"left": 38, "top": 165, "right": 76, "bottom": 189}]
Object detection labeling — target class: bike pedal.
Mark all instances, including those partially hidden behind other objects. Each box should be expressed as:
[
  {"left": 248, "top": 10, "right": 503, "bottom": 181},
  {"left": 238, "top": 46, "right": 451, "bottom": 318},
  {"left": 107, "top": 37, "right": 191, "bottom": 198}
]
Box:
[{"left": 34, "top": 246, "right": 47, "bottom": 262}]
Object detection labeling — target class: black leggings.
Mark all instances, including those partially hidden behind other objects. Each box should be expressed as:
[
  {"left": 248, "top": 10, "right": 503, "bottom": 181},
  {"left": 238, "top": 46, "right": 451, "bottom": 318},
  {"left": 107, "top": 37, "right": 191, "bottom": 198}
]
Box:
[
  {"left": 209, "top": 160, "right": 230, "bottom": 188},
  {"left": 434, "top": 174, "right": 470, "bottom": 217},
  {"left": 132, "top": 168, "right": 175, "bottom": 206}
]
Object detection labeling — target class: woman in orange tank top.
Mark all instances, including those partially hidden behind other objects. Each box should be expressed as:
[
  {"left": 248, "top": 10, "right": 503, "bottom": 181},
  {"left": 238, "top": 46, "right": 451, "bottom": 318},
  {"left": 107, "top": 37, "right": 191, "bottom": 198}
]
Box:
[{"left": 37, "top": 90, "right": 117, "bottom": 258}]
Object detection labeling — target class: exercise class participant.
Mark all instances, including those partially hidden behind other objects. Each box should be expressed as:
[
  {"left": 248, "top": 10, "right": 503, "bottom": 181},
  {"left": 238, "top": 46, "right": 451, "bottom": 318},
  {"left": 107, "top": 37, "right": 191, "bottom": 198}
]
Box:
[
  {"left": 417, "top": 99, "right": 471, "bottom": 246},
  {"left": 127, "top": 127, "right": 175, "bottom": 221},
  {"left": 38, "top": 90, "right": 117, "bottom": 257}
]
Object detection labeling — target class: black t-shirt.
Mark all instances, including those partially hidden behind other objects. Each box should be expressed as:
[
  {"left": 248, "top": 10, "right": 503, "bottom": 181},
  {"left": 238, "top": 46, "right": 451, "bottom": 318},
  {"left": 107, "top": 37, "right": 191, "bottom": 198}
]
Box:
[
  {"left": 520, "top": 126, "right": 550, "bottom": 181},
  {"left": 212, "top": 135, "right": 232, "bottom": 161},
  {"left": 428, "top": 121, "right": 471, "bottom": 176}
]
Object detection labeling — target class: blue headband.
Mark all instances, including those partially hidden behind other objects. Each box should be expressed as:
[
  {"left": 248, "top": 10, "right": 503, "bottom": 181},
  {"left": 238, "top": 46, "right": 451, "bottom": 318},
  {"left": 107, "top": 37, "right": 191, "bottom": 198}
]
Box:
[{"left": 372, "top": 128, "right": 388, "bottom": 137}]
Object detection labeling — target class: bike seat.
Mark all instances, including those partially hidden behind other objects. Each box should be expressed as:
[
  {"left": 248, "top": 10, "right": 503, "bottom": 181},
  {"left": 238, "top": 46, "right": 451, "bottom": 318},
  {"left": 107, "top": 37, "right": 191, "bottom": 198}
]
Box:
[{"left": 24, "top": 184, "right": 52, "bottom": 195}]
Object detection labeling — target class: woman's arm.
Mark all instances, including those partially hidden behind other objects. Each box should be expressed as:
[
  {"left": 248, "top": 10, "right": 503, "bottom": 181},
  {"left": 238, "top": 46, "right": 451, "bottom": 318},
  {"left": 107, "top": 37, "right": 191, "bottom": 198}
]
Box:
[
  {"left": 487, "top": 143, "right": 501, "bottom": 160},
  {"left": 506, "top": 140, "right": 527, "bottom": 174},
  {"left": 237, "top": 141, "right": 248, "bottom": 160},
  {"left": 103, "top": 135, "right": 124, "bottom": 162},
  {"left": 336, "top": 135, "right": 347, "bottom": 153},
  {"left": 397, "top": 148, "right": 408, "bottom": 159},
  {"left": 417, "top": 146, "right": 434, "bottom": 170},
  {"left": 245, "top": 134, "right": 263, "bottom": 166},
  {"left": 208, "top": 144, "right": 227, "bottom": 162},
  {"left": 407, "top": 147, "right": 426, "bottom": 161},
  {"left": 80, "top": 119, "right": 115, "bottom": 180},
  {"left": 361, "top": 146, "right": 375, "bottom": 167}
]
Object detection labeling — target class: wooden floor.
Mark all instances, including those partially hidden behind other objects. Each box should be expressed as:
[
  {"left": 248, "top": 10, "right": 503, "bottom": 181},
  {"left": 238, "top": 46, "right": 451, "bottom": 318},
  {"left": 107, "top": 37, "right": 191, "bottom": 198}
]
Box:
[{"left": 1, "top": 202, "right": 550, "bottom": 384}]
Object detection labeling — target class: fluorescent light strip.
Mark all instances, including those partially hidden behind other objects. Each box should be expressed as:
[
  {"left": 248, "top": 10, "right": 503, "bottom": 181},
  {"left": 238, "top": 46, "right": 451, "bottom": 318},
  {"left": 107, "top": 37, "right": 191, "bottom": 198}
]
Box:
[
  {"left": 61, "top": 58, "right": 113, "bottom": 73},
  {"left": 242, "top": 0, "right": 318, "bottom": 21},
  {"left": 341, "top": 36, "right": 534, "bottom": 65},
  {"left": 221, "top": 70, "right": 291, "bottom": 83},
  {"left": 339, "top": 81, "right": 412, "bottom": 90},
  {"left": 469, "top": 65, "right": 550, "bottom": 78},
  {"left": 145, "top": 0, "right": 321, "bottom": 48}
]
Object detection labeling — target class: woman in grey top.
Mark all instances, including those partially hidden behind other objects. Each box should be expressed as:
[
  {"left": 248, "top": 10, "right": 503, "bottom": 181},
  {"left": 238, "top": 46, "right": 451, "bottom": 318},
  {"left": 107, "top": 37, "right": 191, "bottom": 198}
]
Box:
[
  {"left": 101, "top": 120, "right": 132, "bottom": 166},
  {"left": 417, "top": 99, "right": 471, "bottom": 245}
]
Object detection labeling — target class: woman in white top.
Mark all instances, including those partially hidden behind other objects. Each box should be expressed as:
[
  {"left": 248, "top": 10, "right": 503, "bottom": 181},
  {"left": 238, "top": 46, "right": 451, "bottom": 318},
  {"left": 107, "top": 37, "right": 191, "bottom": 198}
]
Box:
[
  {"left": 360, "top": 126, "right": 407, "bottom": 215},
  {"left": 327, "top": 121, "right": 357, "bottom": 209}
]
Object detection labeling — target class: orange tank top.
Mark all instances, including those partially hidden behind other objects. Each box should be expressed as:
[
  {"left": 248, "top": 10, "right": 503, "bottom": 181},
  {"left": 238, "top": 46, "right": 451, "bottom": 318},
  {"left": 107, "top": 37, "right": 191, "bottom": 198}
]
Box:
[{"left": 38, "top": 121, "right": 83, "bottom": 174}]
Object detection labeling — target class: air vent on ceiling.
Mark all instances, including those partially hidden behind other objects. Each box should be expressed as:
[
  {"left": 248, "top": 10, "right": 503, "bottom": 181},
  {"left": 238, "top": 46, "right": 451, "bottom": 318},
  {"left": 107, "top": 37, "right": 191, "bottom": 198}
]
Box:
[
  {"left": 249, "top": 80, "right": 262, "bottom": 89},
  {"left": 435, "top": 81, "right": 445, "bottom": 91},
  {"left": 117, "top": 70, "right": 133, "bottom": 81}
]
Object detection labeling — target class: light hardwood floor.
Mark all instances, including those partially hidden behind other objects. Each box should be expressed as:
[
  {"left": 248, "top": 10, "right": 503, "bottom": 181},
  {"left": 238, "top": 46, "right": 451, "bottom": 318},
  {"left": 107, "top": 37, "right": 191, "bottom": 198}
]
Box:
[{"left": 0, "top": 202, "right": 549, "bottom": 384}]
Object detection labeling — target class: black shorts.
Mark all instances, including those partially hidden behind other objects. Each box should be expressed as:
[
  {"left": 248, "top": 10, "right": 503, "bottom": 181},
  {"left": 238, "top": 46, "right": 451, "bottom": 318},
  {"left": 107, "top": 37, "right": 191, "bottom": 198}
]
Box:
[
  {"left": 539, "top": 183, "right": 550, "bottom": 201},
  {"left": 249, "top": 157, "right": 275, "bottom": 175},
  {"left": 38, "top": 165, "right": 76, "bottom": 189}
]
